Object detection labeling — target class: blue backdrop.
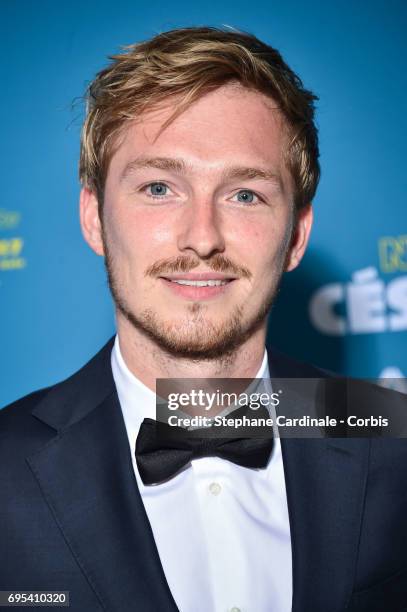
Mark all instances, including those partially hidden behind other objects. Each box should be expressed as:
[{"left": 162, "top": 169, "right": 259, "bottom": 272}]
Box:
[{"left": 1, "top": 0, "right": 406, "bottom": 407}]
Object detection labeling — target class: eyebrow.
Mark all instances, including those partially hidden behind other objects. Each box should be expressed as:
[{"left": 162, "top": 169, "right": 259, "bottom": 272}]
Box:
[{"left": 120, "top": 156, "right": 282, "bottom": 188}]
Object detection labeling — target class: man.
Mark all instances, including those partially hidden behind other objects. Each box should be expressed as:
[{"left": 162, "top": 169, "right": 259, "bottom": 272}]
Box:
[{"left": 1, "top": 27, "right": 407, "bottom": 612}]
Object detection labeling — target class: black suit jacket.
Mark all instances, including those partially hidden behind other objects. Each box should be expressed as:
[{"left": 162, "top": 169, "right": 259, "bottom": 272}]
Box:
[{"left": 1, "top": 337, "right": 407, "bottom": 612}]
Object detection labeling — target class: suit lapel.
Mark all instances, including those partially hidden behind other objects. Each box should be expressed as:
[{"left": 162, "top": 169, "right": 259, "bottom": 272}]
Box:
[
  {"left": 268, "top": 347, "right": 370, "bottom": 611},
  {"left": 281, "top": 437, "right": 370, "bottom": 612},
  {"left": 27, "top": 340, "right": 178, "bottom": 612}
]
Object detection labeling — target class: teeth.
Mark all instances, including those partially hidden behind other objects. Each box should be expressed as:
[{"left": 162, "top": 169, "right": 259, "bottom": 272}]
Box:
[{"left": 171, "top": 279, "right": 229, "bottom": 287}]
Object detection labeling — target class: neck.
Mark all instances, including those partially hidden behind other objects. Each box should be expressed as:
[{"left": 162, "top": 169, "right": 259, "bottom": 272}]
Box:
[{"left": 116, "top": 315, "right": 267, "bottom": 392}]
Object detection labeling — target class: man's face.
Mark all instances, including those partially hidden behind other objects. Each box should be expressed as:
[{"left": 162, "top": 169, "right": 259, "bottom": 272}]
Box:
[{"left": 81, "top": 83, "right": 312, "bottom": 359}]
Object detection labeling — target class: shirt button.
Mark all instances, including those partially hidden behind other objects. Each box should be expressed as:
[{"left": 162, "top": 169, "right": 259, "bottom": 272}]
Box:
[{"left": 208, "top": 482, "right": 222, "bottom": 496}]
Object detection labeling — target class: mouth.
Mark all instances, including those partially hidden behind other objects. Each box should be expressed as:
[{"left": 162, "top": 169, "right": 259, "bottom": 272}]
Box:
[{"left": 159, "top": 273, "right": 237, "bottom": 300}]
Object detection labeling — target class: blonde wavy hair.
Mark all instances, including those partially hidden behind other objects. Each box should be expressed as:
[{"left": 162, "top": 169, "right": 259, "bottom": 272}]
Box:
[{"left": 79, "top": 27, "right": 320, "bottom": 210}]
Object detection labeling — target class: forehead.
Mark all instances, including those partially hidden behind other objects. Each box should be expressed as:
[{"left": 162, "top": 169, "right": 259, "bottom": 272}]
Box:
[{"left": 107, "top": 84, "right": 291, "bottom": 184}]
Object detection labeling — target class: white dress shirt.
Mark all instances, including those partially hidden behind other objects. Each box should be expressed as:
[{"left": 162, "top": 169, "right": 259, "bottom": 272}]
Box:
[{"left": 111, "top": 336, "right": 292, "bottom": 612}]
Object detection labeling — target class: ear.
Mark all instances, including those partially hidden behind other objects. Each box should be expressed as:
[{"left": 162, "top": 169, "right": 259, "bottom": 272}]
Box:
[
  {"left": 79, "top": 187, "right": 105, "bottom": 256},
  {"left": 285, "top": 203, "right": 313, "bottom": 272}
]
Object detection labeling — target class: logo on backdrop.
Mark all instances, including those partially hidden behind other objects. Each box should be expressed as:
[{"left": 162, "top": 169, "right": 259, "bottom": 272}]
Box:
[
  {"left": 0, "top": 208, "right": 26, "bottom": 271},
  {"left": 309, "top": 234, "right": 407, "bottom": 336}
]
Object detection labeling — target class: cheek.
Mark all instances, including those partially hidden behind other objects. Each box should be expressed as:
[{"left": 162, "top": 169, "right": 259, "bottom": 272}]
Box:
[
  {"left": 106, "top": 207, "right": 178, "bottom": 275},
  {"left": 228, "top": 215, "right": 288, "bottom": 272}
]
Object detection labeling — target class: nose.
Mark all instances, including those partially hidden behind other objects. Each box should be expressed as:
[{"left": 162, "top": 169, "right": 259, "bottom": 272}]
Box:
[{"left": 176, "top": 196, "right": 226, "bottom": 259}]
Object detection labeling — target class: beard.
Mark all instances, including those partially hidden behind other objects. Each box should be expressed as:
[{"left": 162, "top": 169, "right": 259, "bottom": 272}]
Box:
[{"left": 102, "top": 234, "right": 289, "bottom": 361}]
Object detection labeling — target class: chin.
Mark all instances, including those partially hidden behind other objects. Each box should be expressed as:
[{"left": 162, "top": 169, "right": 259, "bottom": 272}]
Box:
[
  {"left": 146, "top": 310, "right": 243, "bottom": 359},
  {"left": 120, "top": 302, "right": 268, "bottom": 360}
]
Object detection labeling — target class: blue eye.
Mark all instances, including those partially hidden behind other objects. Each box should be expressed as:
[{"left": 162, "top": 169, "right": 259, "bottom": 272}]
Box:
[
  {"left": 148, "top": 182, "right": 168, "bottom": 197},
  {"left": 235, "top": 189, "right": 256, "bottom": 203}
]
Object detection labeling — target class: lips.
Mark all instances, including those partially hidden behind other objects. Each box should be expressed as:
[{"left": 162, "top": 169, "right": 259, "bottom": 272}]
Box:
[
  {"left": 159, "top": 273, "right": 236, "bottom": 300},
  {"left": 160, "top": 272, "right": 237, "bottom": 282},
  {"left": 169, "top": 279, "right": 229, "bottom": 287}
]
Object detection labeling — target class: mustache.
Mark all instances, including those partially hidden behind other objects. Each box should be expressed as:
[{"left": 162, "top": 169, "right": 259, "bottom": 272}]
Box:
[{"left": 145, "top": 254, "right": 252, "bottom": 279}]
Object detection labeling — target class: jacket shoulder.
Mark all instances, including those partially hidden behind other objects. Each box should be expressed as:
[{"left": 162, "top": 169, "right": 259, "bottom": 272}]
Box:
[
  {"left": 0, "top": 336, "right": 116, "bottom": 437},
  {"left": 0, "top": 387, "right": 52, "bottom": 426},
  {"left": 0, "top": 386, "right": 58, "bottom": 465},
  {"left": 267, "top": 345, "right": 334, "bottom": 378}
]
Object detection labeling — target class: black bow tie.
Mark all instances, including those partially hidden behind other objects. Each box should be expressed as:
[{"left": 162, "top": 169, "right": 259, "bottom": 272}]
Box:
[{"left": 135, "top": 416, "right": 274, "bottom": 485}]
